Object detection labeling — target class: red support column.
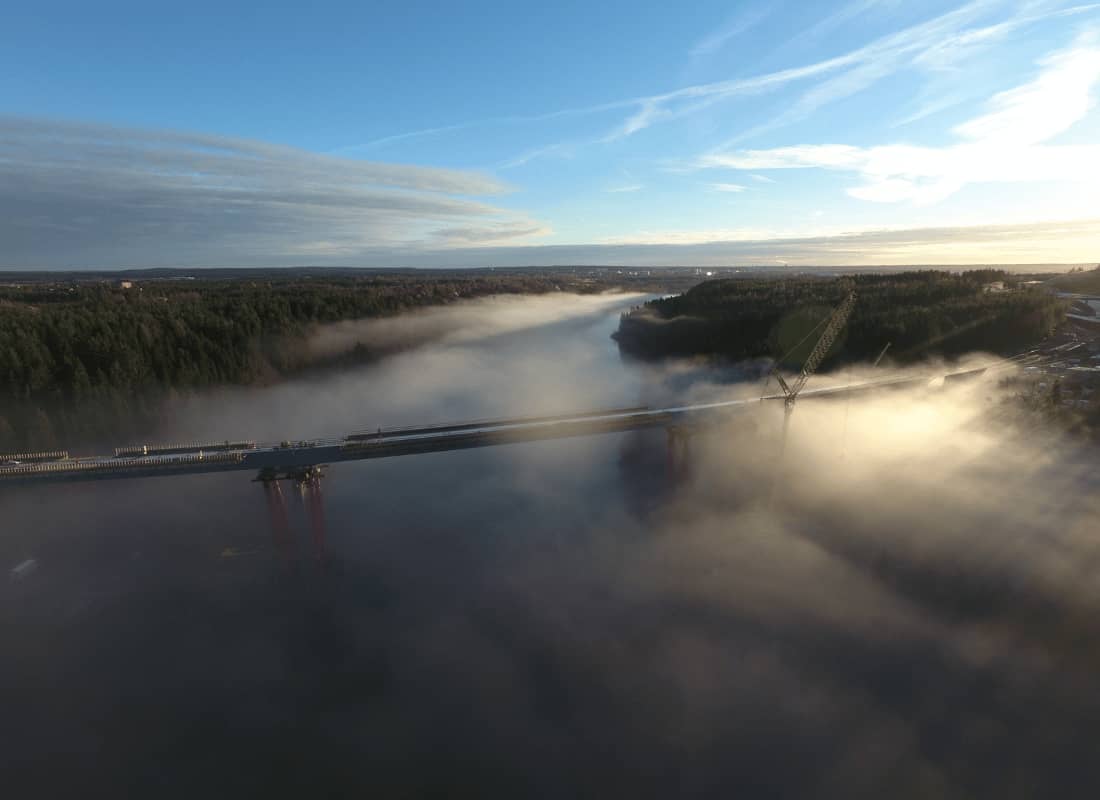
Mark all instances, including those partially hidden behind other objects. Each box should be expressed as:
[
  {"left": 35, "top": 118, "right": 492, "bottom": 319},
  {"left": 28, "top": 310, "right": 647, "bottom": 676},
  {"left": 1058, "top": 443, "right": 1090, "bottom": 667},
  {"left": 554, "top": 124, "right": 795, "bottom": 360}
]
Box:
[
  {"left": 306, "top": 475, "right": 327, "bottom": 567},
  {"left": 263, "top": 479, "right": 293, "bottom": 565}
]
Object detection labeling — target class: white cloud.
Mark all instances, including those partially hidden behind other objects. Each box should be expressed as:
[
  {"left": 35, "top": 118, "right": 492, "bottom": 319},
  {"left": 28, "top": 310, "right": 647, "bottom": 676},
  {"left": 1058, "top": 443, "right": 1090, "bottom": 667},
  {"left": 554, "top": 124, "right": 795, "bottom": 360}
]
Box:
[
  {"left": 0, "top": 116, "right": 545, "bottom": 267},
  {"left": 690, "top": 4, "right": 773, "bottom": 59},
  {"left": 600, "top": 53, "right": 861, "bottom": 143},
  {"left": 377, "top": 217, "right": 1100, "bottom": 266},
  {"left": 701, "top": 35, "right": 1100, "bottom": 205},
  {"left": 890, "top": 4, "right": 1100, "bottom": 128},
  {"left": 786, "top": 0, "right": 903, "bottom": 47},
  {"left": 751, "top": 174, "right": 777, "bottom": 183},
  {"left": 954, "top": 33, "right": 1100, "bottom": 144},
  {"left": 550, "top": 1, "right": 1029, "bottom": 147},
  {"left": 598, "top": 227, "right": 784, "bottom": 246},
  {"left": 724, "top": 3, "right": 1100, "bottom": 146},
  {"left": 336, "top": 1, "right": 1100, "bottom": 171},
  {"left": 428, "top": 219, "right": 551, "bottom": 246},
  {"left": 606, "top": 184, "right": 644, "bottom": 193},
  {"left": 611, "top": 0, "right": 1014, "bottom": 143},
  {"left": 497, "top": 141, "right": 577, "bottom": 170},
  {"left": 710, "top": 183, "right": 748, "bottom": 192}
]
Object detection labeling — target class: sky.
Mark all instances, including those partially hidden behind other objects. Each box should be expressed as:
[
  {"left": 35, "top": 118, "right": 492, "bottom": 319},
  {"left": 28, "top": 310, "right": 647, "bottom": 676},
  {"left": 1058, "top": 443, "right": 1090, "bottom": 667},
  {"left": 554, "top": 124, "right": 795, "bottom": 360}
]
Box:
[{"left": 3, "top": 0, "right": 1100, "bottom": 268}]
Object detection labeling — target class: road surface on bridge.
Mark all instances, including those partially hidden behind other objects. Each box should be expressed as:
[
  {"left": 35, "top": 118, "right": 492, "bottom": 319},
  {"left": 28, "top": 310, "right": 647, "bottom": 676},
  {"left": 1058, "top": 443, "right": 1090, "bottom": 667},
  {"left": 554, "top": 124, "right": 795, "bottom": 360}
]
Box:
[{"left": 0, "top": 366, "right": 995, "bottom": 487}]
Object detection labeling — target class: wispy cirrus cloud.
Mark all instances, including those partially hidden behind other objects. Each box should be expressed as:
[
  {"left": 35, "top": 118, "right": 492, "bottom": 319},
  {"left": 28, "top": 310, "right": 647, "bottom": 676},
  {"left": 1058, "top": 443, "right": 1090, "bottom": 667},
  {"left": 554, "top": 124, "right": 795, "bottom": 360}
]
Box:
[
  {"left": 889, "top": 2, "right": 1100, "bottom": 127},
  {"left": 785, "top": 0, "right": 903, "bottom": 47},
  {"left": 497, "top": 141, "right": 580, "bottom": 170},
  {"left": 0, "top": 116, "right": 547, "bottom": 267},
  {"left": 689, "top": 3, "right": 774, "bottom": 59},
  {"left": 543, "top": 0, "right": 1100, "bottom": 156},
  {"left": 710, "top": 183, "right": 748, "bottom": 192},
  {"left": 700, "top": 34, "right": 1100, "bottom": 205},
  {"left": 336, "top": 2, "right": 1099, "bottom": 170},
  {"left": 715, "top": 1, "right": 1100, "bottom": 146}
]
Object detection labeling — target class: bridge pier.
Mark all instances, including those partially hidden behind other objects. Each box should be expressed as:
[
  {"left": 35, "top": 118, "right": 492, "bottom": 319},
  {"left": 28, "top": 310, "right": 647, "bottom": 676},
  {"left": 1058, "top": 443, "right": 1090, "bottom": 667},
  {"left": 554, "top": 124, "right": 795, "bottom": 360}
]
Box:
[
  {"left": 299, "top": 472, "right": 327, "bottom": 567},
  {"left": 257, "top": 465, "right": 327, "bottom": 568},
  {"left": 262, "top": 478, "right": 293, "bottom": 564},
  {"left": 666, "top": 426, "right": 692, "bottom": 484}
]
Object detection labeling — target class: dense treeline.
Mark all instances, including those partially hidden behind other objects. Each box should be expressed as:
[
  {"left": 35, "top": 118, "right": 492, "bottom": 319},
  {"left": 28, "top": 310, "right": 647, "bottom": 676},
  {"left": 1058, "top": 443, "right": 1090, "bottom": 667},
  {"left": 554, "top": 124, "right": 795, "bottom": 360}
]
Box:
[
  {"left": 1047, "top": 264, "right": 1100, "bottom": 295},
  {"left": 0, "top": 272, "right": 640, "bottom": 451},
  {"left": 614, "top": 270, "right": 1066, "bottom": 366}
]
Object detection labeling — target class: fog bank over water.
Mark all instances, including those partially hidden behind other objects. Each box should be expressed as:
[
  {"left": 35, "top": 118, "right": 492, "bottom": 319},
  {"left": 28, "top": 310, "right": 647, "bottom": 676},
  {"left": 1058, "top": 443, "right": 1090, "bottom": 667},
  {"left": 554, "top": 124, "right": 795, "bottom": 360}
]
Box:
[
  {"left": 304, "top": 292, "right": 651, "bottom": 362},
  {"left": 4, "top": 294, "right": 1100, "bottom": 797},
  {"left": 162, "top": 292, "right": 656, "bottom": 444}
]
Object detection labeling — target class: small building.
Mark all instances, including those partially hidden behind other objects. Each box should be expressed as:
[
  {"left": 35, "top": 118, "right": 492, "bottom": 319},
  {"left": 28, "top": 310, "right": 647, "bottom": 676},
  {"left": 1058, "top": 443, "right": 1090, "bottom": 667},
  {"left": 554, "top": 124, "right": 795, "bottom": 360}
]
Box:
[
  {"left": 117, "top": 280, "right": 133, "bottom": 290},
  {"left": 982, "top": 280, "right": 1006, "bottom": 292}
]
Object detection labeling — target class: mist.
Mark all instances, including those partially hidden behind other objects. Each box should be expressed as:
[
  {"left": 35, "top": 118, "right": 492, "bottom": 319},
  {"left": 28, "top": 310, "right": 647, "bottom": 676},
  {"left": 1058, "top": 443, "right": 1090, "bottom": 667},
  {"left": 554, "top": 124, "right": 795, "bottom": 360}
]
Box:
[
  {"left": 3, "top": 294, "right": 1099, "bottom": 798},
  {"left": 303, "top": 292, "right": 650, "bottom": 362}
]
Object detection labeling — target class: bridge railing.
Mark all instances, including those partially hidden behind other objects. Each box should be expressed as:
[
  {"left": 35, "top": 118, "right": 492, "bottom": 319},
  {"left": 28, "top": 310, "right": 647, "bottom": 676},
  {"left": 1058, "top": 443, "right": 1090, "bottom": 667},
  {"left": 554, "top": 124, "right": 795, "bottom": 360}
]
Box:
[
  {"left": 114, "top": 440, "right": 257, "bottom": 457},
  {"left": 0, "top": 450, "right": 245, "bottom": 478},
  {"left": 0, "top": 450, "right": 69, "bottom": 463}
]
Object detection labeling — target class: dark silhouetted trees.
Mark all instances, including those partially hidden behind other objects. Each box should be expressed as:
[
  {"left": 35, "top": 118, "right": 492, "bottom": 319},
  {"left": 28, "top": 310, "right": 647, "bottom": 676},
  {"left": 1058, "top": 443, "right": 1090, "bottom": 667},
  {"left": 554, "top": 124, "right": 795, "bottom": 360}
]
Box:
[
  {"left": 615, "top": 270, "right": 1066, "bottom": 366},
  {"left": 0, "top": 272, "right": 630, "bottom": 451}
]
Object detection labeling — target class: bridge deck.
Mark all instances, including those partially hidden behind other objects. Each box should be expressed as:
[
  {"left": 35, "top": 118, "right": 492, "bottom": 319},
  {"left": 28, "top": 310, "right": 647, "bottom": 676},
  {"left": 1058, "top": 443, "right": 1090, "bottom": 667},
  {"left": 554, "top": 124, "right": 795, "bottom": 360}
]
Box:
[{"left": 0, "top": 368, "right": 989, "bottom": 486}]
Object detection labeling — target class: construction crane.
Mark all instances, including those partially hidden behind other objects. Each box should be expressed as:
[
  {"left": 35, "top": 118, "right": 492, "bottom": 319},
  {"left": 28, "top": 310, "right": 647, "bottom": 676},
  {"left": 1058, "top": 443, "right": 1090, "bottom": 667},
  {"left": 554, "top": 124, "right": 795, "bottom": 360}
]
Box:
[
  {"left": 872, "top": 341, "right": 892, "bottom": 367},
  {"left": 766, "top": 291, "right": 857, "bottom": 498},
  {"left": 771, "top": 291, "right": 856, "bottom": 411}
]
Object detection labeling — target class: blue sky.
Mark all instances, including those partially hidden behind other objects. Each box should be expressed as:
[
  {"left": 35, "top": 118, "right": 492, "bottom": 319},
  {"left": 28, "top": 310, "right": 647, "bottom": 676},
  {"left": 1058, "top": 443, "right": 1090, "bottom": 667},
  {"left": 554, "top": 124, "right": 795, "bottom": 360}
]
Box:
[{"left": 3, "top": 0, "right": 1100, "bottom": 267}]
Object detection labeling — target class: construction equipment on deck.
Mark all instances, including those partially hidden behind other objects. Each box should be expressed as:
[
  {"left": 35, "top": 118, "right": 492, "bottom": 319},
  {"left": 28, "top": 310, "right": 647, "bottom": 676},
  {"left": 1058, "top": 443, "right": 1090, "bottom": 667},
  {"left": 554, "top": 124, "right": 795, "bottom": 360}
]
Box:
[{"left": 767, "top": 291, "right": 857, "bottom": 501}]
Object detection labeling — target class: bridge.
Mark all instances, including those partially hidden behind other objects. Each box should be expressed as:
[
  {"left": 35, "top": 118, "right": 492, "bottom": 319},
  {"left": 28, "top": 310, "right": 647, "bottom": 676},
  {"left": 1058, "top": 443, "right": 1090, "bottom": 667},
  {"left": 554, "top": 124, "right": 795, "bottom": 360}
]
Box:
[
  {"left": 0, "top": 365, "right": 1001, "bottom": 489},
  {"left": 0, "top": 361, "right": 1021, "bottom": 567}
]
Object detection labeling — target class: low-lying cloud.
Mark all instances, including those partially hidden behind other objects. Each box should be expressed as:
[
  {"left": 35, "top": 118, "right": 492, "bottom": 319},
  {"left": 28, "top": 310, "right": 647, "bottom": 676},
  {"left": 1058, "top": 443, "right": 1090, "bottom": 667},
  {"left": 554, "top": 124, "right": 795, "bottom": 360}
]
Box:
[
  {"left": 5, "top": 294, "right": 1100, "bottom": 795},
  {"left": 303, "top": 292, "right": 647, "bottom": 362}
]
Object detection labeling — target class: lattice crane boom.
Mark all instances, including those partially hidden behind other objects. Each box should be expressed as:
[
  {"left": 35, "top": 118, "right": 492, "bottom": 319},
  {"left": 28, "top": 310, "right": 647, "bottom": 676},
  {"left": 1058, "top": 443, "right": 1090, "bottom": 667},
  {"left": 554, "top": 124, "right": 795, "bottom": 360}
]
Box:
[
  {"left": 774, "top": 290, "right": 857, "bottom": 405},
  {"left": 768, "top": 290, "right": 857, "bottom": 506}
]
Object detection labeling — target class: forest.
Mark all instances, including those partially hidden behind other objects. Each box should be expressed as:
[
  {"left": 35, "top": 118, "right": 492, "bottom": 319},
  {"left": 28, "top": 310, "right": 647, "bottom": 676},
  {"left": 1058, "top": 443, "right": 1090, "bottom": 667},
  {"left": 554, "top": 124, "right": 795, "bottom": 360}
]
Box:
[
  {"left": 1048, "top": 264, "right": 1100, "bottom": 295},
  {"left": 0, "top": 268, "right": 1073, "bottom": 452},
  {"left": 614, "top": 270, "right": 1067, "bottom": 366},
  {"left": 0, "top": 270, "right": 673, "bottom": 452}
]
